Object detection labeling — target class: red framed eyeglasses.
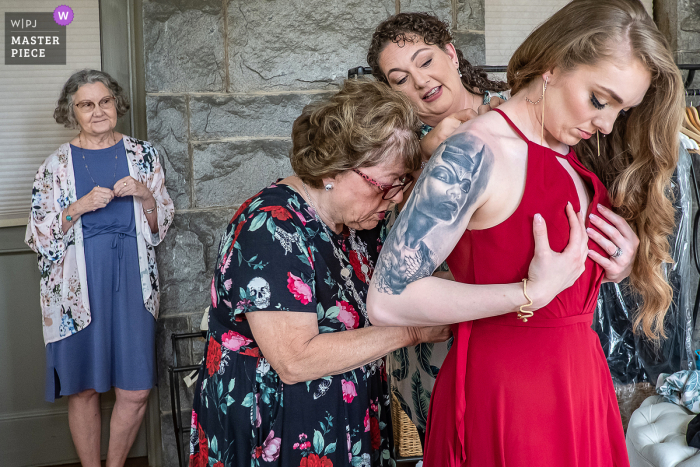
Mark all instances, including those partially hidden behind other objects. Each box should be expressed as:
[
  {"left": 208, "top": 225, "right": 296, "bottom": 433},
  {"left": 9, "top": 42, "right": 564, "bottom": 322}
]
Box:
[{"left": 352, "top": 169, "right": 414, "bottom": 200}]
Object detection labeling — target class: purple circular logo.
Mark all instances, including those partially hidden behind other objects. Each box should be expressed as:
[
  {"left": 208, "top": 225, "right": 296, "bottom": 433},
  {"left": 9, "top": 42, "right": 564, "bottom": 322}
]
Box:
[{"left": 53, "top": 5, "right": 74, "bottom": 26}]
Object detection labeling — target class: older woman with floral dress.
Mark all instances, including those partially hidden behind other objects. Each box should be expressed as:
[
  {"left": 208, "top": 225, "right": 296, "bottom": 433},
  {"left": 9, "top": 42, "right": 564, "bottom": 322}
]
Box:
[
  {"left": 188, "top": 79, "right": 451, "bottom": 467},
  {"left": 26, "top": 69, "right": 173, "bottom": 467}
]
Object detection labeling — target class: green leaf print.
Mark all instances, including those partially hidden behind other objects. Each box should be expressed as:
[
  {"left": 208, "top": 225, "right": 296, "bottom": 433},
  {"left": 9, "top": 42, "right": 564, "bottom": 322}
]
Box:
[
  {"left": 241, "top": 392, "right": 255, "bottom": 408},
  {"left": 316, "top": 303, "right": 325, "bottom": 321},
  {"left": 411, "top": 368, "right": 431, "bottom": 429},
  {"left": 228, "top": 378, "right": 235, "bottom": 392},
  {"left": 391, "top": 347, "right": 409, "bottom": 380},
  {"left": 313, "top": 430, "right": 324, "bottom": 455},
  {"left": 249, "top": 212, "right": 267, "bottom": 231},
  {"left": 324, "top": 442, "right": 336, "bottom": 455},
  {"left": 248, "top": 197, "right": 264, "bottom": 212},
  {"left": 415, "top": 343, "right": 439, "bottom": 378},
  {"left": 352, "top": 440, "right": 361, "bottom": 456},
  {"left": 325, "top": 306, "right": 340, "bottom": 319},
  {"left": 266, "top": 217, "right": 276, "bottom": 236}
]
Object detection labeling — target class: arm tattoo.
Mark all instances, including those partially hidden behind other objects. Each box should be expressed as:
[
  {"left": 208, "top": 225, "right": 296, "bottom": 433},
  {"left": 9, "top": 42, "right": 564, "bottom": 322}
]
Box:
[{"left": 373, "top": 132, "right": 493, "bottom": 295}]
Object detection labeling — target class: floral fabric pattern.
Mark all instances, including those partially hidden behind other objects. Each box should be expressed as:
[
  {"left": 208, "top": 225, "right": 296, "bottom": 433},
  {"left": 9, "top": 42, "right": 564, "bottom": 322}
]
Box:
[
  {"left": 657, "top": 370, "right": 700, "bottom": 414},
  {"left": 25, "top": 136, "right": 174, "bottom": 345},
  {"left": 190, "top": 183, "right": 394, "bottom": 467}
]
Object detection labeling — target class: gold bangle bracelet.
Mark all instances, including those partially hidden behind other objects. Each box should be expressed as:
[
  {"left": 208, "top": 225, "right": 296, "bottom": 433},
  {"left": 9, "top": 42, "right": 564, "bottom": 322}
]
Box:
[{"left": 517, "top": 278, "right": 534, "bottom": 322}]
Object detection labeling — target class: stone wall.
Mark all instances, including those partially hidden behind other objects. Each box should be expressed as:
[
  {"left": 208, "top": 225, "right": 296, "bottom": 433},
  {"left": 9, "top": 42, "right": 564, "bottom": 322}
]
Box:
[{"left": 143, "top": 0, "right": 484, "bottom": 464}]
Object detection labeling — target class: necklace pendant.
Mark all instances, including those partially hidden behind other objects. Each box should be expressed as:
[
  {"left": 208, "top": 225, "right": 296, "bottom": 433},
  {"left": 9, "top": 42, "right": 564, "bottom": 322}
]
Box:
[{"left": 340, "top": 268, "right": 351, "bottom": 279}]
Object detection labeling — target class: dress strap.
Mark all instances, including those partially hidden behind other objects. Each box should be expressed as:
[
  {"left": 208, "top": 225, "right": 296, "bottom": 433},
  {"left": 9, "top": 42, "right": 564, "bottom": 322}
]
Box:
[{"left": 492, "top": 108, "right": 530, "bottom": 143}]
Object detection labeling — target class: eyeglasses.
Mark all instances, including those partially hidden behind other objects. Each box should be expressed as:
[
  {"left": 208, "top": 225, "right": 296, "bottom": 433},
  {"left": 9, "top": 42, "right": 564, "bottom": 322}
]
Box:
[
  {"left": 74, "top": 96, "right": 116, "bottom": 113},
  {"left": 352, "top": 168, "right": 414, "bottom": 200}
]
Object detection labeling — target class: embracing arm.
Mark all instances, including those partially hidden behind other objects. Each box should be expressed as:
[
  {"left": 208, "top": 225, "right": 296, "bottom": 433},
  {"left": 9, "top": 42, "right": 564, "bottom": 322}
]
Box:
[
  {"left": 246, "top": 311, "right": 451, "bottom": 385},
  {"left": 367, "top": 130, "right": 589, "bottom": 327}
]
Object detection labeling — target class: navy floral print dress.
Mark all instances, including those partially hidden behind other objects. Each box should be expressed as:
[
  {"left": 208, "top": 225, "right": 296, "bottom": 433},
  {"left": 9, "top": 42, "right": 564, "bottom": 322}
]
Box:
[{"left": 190, "top": 183, "right": 394, "bottom": 467}]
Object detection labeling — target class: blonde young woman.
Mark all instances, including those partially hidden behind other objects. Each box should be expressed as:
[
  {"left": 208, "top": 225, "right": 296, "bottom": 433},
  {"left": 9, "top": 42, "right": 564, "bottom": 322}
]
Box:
[{"left": 367, "top": 0, "right": 683, "bottom": 465}]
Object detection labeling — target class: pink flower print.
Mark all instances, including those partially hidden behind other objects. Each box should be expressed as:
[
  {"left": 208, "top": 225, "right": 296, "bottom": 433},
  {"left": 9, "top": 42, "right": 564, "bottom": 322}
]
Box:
[
  {"left": 336, "top": 300, "right": 360, "bottom": 330},
  {"left": 221, "top": 330, "right": 252, "bottom": 352},
  {"left": 299, "top": 433, "right": 307, "bottom": 441},
  {"left": 293, "top": 443, "right": 300, "bottom": 450},
  {"left": 253, "top": 394, "right": 262, "bottom": 428},
  {"left": 341, "top": 379, "right": 357, "bottom": 403},
  {"left": 364, "top": 408, "right": 370, "bottom": 432},
  {"left": 210, "top": 277, "right": 218, "bottom": 308},
  {"left": 191, "top": 410, "right": 198, "bottom": 429},
  {"left": 347, "top": 431, "right": 352, "bottom": 462},
  {"left": 223, "top": 279, "right": 232, "bottom": 291},
  {"left": 294, "top": 209, "right": 307, "bottom": 226},
  {"left": 287, "top": 272, "right": 312, "bottom": 305},
  {"left": 220, "top": 252, "right": 232, "bottom": 273},
  {"left": 261, "top": 430, "right": 282, "bottom": 462},
  {"left": 370, "top": 398, "right": 378, "bottom": 413}
]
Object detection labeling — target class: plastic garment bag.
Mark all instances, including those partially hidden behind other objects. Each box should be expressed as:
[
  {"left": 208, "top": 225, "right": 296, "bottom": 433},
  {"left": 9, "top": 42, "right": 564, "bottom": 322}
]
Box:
[{"left": 593, "top": 145, "right": 695, "bottom": 426}]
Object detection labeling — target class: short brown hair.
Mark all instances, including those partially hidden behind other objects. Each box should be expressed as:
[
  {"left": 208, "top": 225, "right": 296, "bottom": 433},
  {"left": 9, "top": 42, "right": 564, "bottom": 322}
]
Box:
[
  {"left": 53, "top": 69, "right": 130, "bottom": 129},
  {"left": 290, "top": 79, "right": 422, "bottom": 188}
]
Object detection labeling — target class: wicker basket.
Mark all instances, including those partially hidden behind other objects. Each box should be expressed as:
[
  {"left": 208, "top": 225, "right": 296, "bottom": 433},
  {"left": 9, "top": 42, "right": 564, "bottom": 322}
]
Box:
[{"left": 391, "top": 393, "right": 423, "bottom": 458}]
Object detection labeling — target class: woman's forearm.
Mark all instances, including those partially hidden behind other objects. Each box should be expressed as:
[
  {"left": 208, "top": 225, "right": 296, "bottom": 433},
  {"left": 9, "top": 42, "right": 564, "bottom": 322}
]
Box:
[
  {"left": 141, "top": 194, "right": 158, "bottom": 233},
  {"left": 61, "top": 201, "right": 84, "bottom": 234},
  {"left": 368, "top": 276, "right": 529, "bottom": 327},
  {"left": 281, "top": 326, "right": 417, "bottom": 384},
  {"left": 246, "top": 311, "right": 420, "bottom": 385}
]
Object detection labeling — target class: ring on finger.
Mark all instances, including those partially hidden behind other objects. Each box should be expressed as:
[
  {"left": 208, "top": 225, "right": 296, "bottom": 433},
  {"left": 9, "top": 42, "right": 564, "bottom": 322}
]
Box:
[
  {"left": 611, "top": 247, "right": 623, "bottom": 258},
  {"left": 123, "top": 181, "right": 127, "bottom": 186}
]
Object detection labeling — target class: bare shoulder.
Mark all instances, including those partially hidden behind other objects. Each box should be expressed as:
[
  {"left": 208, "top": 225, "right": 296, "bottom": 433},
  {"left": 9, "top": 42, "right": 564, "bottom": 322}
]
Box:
[{"left": 457, "top": 110, "right": 521, "bottom": 148}]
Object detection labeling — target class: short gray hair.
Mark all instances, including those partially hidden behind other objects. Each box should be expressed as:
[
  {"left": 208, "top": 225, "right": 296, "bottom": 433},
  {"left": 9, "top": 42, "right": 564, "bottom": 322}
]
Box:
[{"left": 53, "top": 69, "right": 130, "bottom": 129}]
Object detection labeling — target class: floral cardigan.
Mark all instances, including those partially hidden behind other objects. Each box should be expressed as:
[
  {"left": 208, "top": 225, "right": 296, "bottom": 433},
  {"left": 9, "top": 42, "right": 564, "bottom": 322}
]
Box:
[{"left": 25, "top": 136, "right": 174, "bottom": 345}]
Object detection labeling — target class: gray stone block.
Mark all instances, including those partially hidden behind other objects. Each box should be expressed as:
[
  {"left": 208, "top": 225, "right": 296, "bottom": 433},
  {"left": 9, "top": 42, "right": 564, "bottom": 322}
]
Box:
[
  {"left": 143, "top": 1, "right": 225, "bottom": 92},
  {"left": 189, "top": 315, "right": 207, "bottom": 362},
  {"left": 453, "top": 30, "right": 485, "bottom": 67},
  {"left": 156, "top": 316, "right": 192, "bottom": 425},
  {"left": 146, "top": 95, "right": 191, "bottom": 210},
  {"left": 680, "top": 0, "right": 700, "bottom": 34},
  {"left": 193, "top": 139, "right": 294, "bottom": 208},
  {"left": 456, "top": 0, "right": 484, "bottom": 31},
  {"left": 399, "top": 0, "right": 452, "bottom": 25},
  {"left": 227, "top": 0, "right": 395, "bottom": 92},
  {"left": 678, "top": 52, "right": 700, "bottom": 90},
  {"left": 160, "top": 411, "right": 192, "bottom": 467},
  {"left": 189, "top": 92, "right": 333, "bottom": 140},
  {"left": 156, "top": 209, "right": 233, "bottom": 317}
]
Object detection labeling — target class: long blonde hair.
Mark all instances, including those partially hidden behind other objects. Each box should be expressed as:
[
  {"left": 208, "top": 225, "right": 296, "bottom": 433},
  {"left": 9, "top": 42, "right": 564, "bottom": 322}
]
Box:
[{"left": 508, "top": 0, "right": 684, "bottom": 340}]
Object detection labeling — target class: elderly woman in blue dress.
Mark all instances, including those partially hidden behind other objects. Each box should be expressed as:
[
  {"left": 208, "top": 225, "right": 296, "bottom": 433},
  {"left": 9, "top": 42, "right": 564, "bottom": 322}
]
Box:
[{"left": 26, "top": 69, "right": 174, "bottom": 467}]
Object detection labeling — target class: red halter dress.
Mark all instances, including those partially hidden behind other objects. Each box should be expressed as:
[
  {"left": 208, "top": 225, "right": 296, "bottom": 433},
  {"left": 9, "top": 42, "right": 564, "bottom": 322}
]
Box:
[{"left": 423, "top": 109, "right": 630, "bottom": 467}]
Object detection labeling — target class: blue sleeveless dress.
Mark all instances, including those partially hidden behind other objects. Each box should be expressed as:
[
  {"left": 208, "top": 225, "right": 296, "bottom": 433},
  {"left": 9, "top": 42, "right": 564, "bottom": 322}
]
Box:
[{"left": 44, "top": 140, "right": 156, "bottom": 401}]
